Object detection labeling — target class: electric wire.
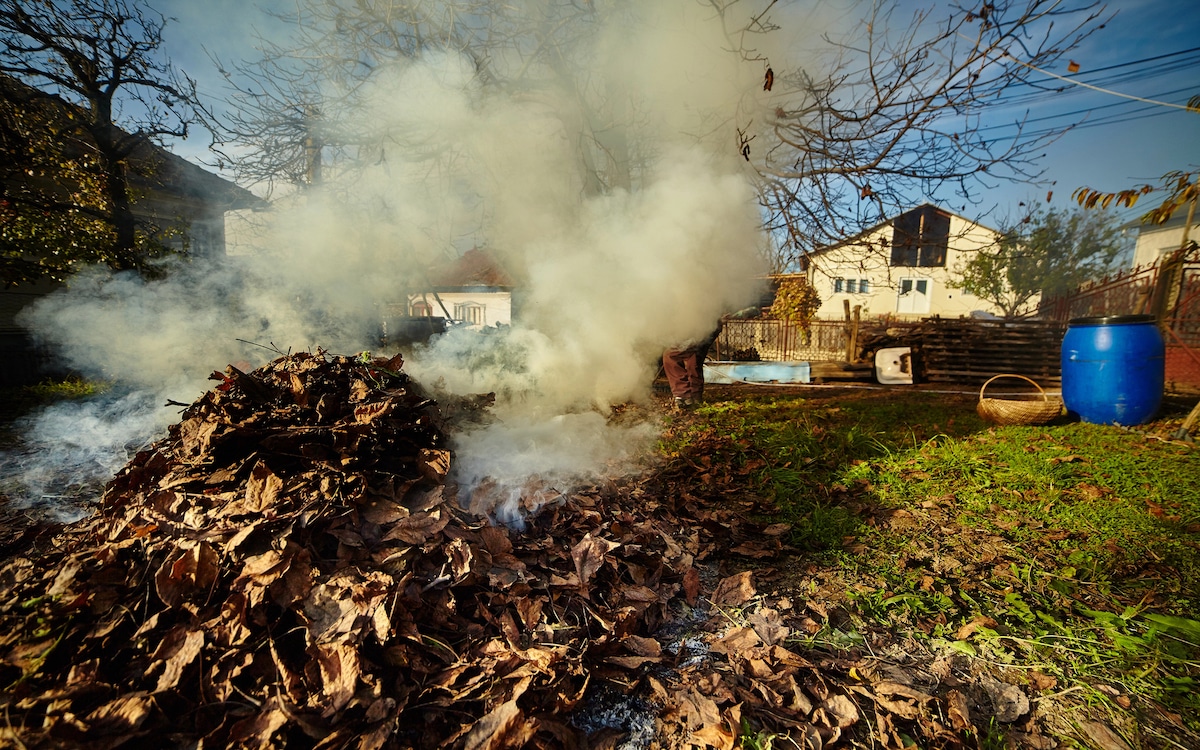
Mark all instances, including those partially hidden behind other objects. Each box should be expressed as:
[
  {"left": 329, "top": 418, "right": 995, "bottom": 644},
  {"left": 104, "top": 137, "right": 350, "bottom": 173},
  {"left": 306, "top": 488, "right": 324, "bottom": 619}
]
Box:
[{"left": 972, "top": 84, "right": 1198, "bottom": 134}]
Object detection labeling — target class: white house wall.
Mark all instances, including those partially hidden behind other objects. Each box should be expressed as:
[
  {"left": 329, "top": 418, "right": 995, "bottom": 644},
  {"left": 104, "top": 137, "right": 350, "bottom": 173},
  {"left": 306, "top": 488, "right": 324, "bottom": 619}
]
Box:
[
  {"left": 1131, "top": 220, "right": 1200, "bottom": 269},
  {"left": 809, "top": 213, "right": 1008, "bottom": 320},
  {"left": 411, "top": 291, "right": 511, "bottom": 328}
]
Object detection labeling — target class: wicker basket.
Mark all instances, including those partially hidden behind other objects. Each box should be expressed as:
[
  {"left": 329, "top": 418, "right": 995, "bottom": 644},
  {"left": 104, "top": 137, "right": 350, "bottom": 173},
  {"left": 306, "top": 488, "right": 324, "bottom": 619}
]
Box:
[{"left": 976, "top": 374, "right": 1064, "bottom": 426}]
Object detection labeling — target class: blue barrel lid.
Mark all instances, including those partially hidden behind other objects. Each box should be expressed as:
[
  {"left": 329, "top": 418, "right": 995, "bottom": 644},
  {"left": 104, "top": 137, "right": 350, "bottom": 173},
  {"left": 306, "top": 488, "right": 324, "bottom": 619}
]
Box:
[{"left": 1068, "top": 314, "right": 1157, "bottom": 326}]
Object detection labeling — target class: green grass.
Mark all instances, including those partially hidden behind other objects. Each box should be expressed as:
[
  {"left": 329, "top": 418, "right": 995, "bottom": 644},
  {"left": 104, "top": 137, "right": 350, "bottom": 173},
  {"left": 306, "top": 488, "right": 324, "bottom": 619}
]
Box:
[
  {"left": 659, "top": 389, "right": 1200, "bottom": 744},
  {"left": 0, "top": 376, "right": 108, "bottom": 448}
]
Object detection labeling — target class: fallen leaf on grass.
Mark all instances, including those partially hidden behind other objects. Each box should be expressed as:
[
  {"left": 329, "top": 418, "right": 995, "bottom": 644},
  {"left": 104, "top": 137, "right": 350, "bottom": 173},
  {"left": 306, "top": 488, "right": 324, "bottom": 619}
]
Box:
[
  {"left": 1081, "top": 720, "right": 1134, "bottom": 750},
  {"left": 1047, "top": 454, "right": 1086, "bottom": 464},
  {"left": 955, "top": 616, "right": 997, "bottom": 640}
]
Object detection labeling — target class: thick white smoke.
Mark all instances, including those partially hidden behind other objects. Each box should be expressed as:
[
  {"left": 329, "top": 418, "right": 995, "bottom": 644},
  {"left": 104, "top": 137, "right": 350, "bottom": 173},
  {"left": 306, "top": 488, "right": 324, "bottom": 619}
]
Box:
[{"left": 10, "top": 0, "right": 835, "bottom": 519}]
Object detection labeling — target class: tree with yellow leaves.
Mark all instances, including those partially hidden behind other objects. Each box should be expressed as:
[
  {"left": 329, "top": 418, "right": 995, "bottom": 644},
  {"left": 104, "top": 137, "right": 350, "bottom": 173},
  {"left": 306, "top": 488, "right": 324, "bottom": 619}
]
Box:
[{"left": 1072, "top": 170, "right": 1198, "bottom": 226}]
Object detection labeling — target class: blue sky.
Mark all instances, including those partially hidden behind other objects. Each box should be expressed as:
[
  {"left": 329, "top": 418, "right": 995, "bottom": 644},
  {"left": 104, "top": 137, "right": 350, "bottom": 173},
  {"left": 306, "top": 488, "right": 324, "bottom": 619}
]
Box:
[
  {"left": 961, "top": 0, "right": 1200, "bottom": 225},
  {"left": 157, "top": 0, "right": 1200, "bottom": 226}
]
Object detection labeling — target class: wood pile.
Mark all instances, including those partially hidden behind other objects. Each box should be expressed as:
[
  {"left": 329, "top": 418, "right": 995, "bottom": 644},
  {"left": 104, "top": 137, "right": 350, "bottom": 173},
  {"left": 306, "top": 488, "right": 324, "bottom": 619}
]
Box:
[
  {"left": 858, "top": 318, "right": 1066, "bottom": 386},
  {"left": 0, "top": 351, "right": 862, "bottom": 749}
]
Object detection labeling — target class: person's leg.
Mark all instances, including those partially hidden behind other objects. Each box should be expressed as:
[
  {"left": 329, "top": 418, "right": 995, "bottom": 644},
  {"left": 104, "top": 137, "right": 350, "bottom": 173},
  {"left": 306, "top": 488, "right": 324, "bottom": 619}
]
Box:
[
  {"left": 662, "top": 348, "right": 690, "bottom": 401},
  {"left": 685, "top": 344, "right": 710, "bottom": 401}
]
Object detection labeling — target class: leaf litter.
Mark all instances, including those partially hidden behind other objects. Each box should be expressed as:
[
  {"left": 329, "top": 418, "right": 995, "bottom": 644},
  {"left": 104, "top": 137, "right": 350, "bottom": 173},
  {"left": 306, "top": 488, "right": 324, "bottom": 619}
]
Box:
[
  {"left": 5, "top": 356, "right": 1191, "bottom": 748},
  {"left": 0, "top": 351, "right": 867, "bottom": 749}
]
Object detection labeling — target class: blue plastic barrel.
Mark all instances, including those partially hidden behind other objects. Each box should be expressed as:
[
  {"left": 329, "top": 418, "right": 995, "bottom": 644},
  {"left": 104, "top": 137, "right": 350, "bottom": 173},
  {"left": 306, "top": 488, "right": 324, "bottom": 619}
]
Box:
[{"left": 1061, "top": 315, "right": 1164, "bottom": 425}]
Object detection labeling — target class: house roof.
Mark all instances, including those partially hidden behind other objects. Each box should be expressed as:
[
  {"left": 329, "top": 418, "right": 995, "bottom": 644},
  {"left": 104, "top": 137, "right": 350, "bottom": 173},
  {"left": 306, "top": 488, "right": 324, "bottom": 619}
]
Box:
[
  {"left": 1124, "top": 210, "right": 1197, "bottom": 234},
  {"left": 806, "top": 202, "right": 1001, "bottom": 257},
  {"left": 129, "top": 140, "right": 267, "bottom": 212},
  {"left": 1, "top": 74, "right": 266, "bottom": 212},
  {"left": 428, "top": 248, "right": 514, "bottom": 288}
]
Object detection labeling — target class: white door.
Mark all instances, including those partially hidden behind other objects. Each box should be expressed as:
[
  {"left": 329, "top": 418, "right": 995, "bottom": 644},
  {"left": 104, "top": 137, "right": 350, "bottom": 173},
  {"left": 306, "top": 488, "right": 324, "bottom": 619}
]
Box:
[{"left": 897, "top": 277, "right": 931, "bottom": 314}]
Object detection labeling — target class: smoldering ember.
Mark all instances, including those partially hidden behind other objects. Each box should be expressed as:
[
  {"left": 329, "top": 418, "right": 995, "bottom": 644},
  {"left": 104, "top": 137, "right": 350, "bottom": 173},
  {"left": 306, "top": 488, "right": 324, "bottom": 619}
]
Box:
[{"left": 0, "top": 350, "right": 880, "bottom": 749}]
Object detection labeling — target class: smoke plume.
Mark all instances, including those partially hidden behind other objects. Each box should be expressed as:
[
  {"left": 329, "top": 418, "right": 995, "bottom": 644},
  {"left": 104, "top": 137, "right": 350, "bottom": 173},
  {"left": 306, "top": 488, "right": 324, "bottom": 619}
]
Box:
[{"left": 10, "top": 0, "right": 805, "bottom": 518}]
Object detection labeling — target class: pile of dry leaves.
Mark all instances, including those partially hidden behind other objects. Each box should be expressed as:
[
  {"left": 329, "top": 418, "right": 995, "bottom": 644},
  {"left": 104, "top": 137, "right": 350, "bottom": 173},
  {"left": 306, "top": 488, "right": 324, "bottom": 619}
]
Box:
[{"left": 0, "top": 351, "right": 865, "bottom": 749}]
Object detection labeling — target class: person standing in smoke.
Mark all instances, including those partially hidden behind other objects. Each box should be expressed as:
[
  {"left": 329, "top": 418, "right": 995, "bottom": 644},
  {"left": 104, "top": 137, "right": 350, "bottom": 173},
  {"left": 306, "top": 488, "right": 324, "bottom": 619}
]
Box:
[{"left": 663, "top": 320, "right": 722, "bottom": 411}]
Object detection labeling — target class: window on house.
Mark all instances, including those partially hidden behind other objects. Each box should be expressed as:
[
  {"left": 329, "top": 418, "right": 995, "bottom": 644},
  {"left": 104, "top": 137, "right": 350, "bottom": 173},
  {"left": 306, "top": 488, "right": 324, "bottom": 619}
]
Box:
[
  {"left": 411, "top": 301, "right": 432, "bottom": 317},
  {"left": 834, "top": 278, "right": 870, "bottom": 294},
  {"left": 891, "top": 206, "right": 950, "bottom": 267},
  {"left": 454, "top": 302, "right": 485, "bottom": 325}
]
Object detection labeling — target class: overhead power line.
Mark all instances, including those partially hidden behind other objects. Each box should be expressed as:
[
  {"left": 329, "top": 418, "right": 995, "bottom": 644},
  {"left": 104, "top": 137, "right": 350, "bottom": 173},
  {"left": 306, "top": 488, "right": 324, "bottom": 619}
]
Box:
[
  {"left": 1069, "top": 46, "right": 1200, "bottom": 76},
  {"left": 973, "top": 84, "right": 1199, "bottom": 134},
  {"left": 1002, "top": 55, "right": 1198, "bottom": 111},
  {"left": 958, "top": 33, "right": 1200, "bottom": 112}
]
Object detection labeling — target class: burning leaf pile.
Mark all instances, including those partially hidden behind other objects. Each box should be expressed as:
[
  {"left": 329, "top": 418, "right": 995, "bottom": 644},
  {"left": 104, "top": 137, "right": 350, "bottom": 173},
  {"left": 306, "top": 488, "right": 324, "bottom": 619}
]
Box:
[{"left": 0, "top": 351, "right": 865, "bottom": 749}]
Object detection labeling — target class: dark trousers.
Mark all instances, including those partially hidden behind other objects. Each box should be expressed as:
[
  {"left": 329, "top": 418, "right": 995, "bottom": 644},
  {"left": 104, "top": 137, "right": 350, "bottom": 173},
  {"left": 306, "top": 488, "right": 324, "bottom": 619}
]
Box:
[{"left": 663, "top": 343, "right": 709, "bottom": 401}]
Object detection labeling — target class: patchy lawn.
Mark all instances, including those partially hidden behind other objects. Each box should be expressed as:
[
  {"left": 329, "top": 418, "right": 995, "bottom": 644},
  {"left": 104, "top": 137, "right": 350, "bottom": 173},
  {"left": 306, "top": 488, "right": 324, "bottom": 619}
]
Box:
[{"left": 656, "top": 383, "right": 1200, "bottom": 750}]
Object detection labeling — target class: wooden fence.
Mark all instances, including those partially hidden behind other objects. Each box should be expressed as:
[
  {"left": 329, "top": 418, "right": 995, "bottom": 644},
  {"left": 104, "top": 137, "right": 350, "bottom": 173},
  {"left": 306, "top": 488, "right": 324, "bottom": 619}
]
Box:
[
  {"left": 717, "top": 317, "right": 1066, "bottom": 384},
  {"left": 714, "top": 319, "right": 847, "bottom": 363}
]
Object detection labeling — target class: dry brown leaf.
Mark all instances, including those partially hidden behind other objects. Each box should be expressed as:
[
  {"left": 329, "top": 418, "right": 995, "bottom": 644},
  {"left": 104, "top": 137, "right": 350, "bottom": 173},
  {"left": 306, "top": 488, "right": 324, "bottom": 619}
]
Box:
[
  {"left": 177, "top": 417, "right": 220, "bottom": 457},
  {"left": 622, "top": 635, "right": 662, "bottom": 657},
  {"left": 148, "top": 626, "right": 204, "bottom": 693},
  {"left": 712, "top": 571, "right": 755, "bottom": 607},
  {"left": 945, "top": 688, "right": 973, "bottom": 731},
  {"left": 748, "top": 607, "right": 789, "bottom": 646},
  {"left": 1081, "top": 721, "right": 1134, "bottom": 750},
  {"left": 228, "top": 701, "right": 290, "bottom": 745},
  {"left": 46, "top": 563, "right": 81, "bottom": 598},
  {"left": 154, "top": 542, "right": 220, "bottom": 608},
  {"left": 605, "top": 655, "right": 661, "bottom": 669},
  {"left": 822, "top": 693, "right": 860, "bottom": 728},
  {"left": 462, "top": 700, "right": 530, "bottom": 750},
  {"left": 571, "top": 533, "right": 620, "bottom": 590},
  {"left": 382, "top": 508, "right": 449, "bottom": 545},
  {"left": 955, "top": 615, "right": 998, "bottom": 640},
  {"left": 85, "top": 693, "right": 154, "bottom": 734},
  {"left": 683, "top": 688, "right": 724, "bottom": 732},
  {"left": 1048, "top": 454, "right": 1086, "bottom": 464},
  {"left": 730, "top": 540, "right": 779, "bottom": 558},
  {"left": 242, "top": 461, "right": 284, "bottom": 513},
  {"left": 478, "top": 525, "right": 513, "bottom": 555},
  {"left": 711, "top": 626, "right": 761, "bottom": 656},
  {"left": 362, "top": 499, "right": 410, "bottom": 526},
  {"left": 418, "top": 448, "right": 452, "bottom": 483},
  {"left": 683, "top": 567, "right": 701, "bottom": 605},
  {"left": 354, "top": 400, "right": 395, "bottom": 424},
  {"left": 622, "top": 584, "right": 661, "bottom": 603},
  {"left": 982, "top": 676, "right": 1030, "bottom": 723},
  {"left": 312, "top": 641, "right": 361, "bottom": 714},
  {"left": 874, "top": 681, "right": 933, "bottom": 703}
]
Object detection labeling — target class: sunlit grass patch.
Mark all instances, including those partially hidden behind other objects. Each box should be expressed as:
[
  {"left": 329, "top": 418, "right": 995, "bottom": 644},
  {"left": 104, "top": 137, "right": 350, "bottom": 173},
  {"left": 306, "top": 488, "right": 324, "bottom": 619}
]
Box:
[{"left": 657, "top": 389, "right": 1200, "bottom": 738}]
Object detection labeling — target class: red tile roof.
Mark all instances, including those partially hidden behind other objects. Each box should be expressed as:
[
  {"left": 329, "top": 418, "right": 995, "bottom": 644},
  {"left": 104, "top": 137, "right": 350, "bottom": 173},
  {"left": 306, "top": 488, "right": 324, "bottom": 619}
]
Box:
[{"left": 429, "top": 248, "right": 514, "bottom": 288}]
